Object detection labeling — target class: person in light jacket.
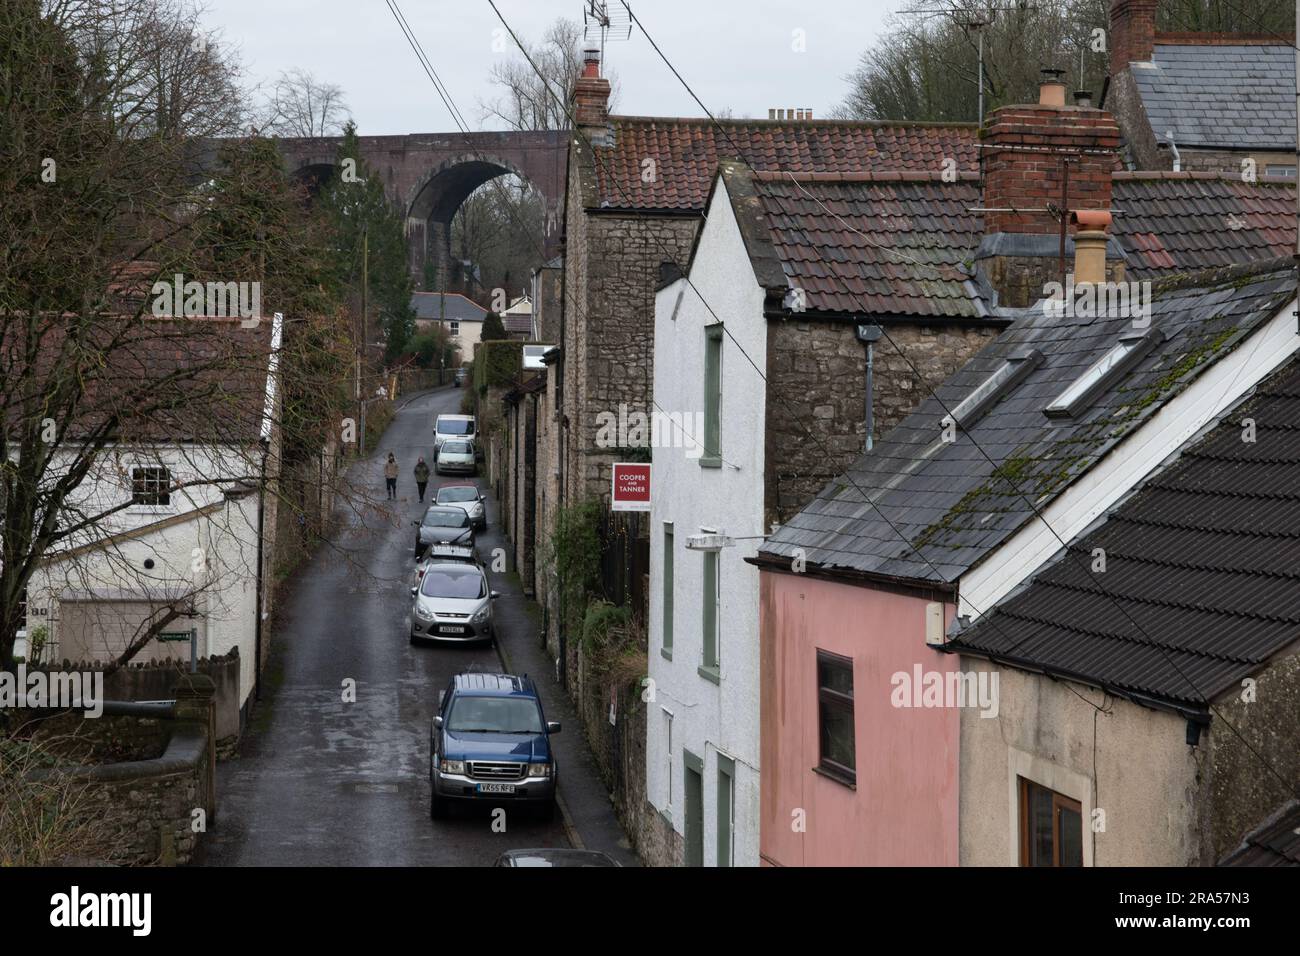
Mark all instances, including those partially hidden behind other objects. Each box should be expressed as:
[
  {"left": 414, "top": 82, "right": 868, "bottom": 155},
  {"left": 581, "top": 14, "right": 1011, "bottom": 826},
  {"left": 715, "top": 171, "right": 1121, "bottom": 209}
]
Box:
[
  {"left": 414, "top": 457, "right": 430, "bottom": 502},
  {"left": 384, "top": 453, "right": 398, "bottom": 500}
]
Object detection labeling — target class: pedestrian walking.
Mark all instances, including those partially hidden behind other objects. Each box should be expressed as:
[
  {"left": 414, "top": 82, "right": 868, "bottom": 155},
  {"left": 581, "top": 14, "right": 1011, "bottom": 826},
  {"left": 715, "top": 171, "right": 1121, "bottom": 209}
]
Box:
[
  {"left": 414, "top": 457, "right": 430, "bottom": 502},
  {"left": 384, "top": 453, "right": 398, "bottom": 500}
]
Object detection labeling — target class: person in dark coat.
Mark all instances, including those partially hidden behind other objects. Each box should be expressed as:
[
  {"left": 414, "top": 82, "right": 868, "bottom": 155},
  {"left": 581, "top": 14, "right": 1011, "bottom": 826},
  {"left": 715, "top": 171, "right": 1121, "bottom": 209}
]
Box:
[{"left": 414, "top": 457, "right": 431, "bottom": 502}]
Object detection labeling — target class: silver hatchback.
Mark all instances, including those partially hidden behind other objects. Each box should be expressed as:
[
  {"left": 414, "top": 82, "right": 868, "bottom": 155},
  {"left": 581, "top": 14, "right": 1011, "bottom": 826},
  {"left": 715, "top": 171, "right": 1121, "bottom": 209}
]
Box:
[{"left": 409, "top": 559, "right": 498, "bottom": 644}]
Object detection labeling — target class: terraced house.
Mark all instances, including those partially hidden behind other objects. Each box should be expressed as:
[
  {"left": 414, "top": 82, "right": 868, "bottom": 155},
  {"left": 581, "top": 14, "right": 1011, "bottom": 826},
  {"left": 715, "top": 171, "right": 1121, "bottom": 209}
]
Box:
[{"left": 482, "top": 25, "right": 1299, "bottom": 866}]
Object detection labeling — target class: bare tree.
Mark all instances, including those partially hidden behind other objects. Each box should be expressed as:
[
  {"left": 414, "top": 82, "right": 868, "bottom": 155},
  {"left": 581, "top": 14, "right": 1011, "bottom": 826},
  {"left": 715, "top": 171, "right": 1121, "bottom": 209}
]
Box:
[
  {"left": 45, "top": 0, "right": 247, "bottom": 137},
  {"left": 480, "top": 17, "right": 618, "bottom": 132},
  {"left": 261, "top": 67, "right": 351, "bottom": 138},
  {"left": 0, "top": 0, "right": 358, "bottom": 674},
  {"left": 833, "top": 0, "right": 1296, "bottom": 123}
]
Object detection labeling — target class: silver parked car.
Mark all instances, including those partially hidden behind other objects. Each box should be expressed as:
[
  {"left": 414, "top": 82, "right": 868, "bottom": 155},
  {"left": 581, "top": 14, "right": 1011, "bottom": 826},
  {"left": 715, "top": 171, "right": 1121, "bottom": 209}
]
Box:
[
  {"left": 435, "top": 482, "right": 487, "bottom": 530},
  {"left": 409, "top": 558, "right": 498, "bottom": 644},
  {"left": 435, "top": 439, "right": 476, "bottom": 476}
]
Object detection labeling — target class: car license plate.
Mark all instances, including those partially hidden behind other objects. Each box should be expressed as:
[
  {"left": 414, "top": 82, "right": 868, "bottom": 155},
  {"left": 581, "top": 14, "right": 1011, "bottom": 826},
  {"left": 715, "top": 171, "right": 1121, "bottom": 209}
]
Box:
[
  {"left": 440, "top": 625, "right": 465, "bottom": 634},
  {"left": 478, "top": 783, "right": 515, "bottom": 794}
]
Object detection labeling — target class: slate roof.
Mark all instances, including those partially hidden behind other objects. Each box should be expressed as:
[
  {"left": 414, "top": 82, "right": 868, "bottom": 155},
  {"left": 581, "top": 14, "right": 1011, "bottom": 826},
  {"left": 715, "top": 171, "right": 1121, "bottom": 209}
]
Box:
[
  {"left": 410, "top": 292, "right": 486, "bottom": 323},
  {"left": 756, "top": 258, "right": 1297, "bottom": 585},
  {"left": 944, "top": 357, "right": 1300, "bottom": 711},
  {"left": 1221, "top": 801, "right": 1300, "bottom": 866},
  {"left": 714, "top": 165, "right": 1295, "bottom": 320},
  {"left": 1114, "top": 173, "right": 1297, "bottom": 274},
  {"left": 590, "top": 117, "right": 979, "bottom": 211},
  {"left": 1130, "top": 44, "right": 1296, "bottom": 151}
]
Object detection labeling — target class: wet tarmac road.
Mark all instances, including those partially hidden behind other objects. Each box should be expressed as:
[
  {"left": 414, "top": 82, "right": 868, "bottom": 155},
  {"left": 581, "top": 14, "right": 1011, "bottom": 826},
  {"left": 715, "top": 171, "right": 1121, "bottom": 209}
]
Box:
[{"left": 205, "top": 387, "right": 571, "bottom": 866}]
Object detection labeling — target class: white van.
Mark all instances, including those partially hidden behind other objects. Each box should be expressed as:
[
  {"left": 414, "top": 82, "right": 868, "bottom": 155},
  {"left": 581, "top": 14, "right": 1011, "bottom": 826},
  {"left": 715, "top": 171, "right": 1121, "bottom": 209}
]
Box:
[{"left": 434, "top": 414, "right": 476, "bottom": 458}]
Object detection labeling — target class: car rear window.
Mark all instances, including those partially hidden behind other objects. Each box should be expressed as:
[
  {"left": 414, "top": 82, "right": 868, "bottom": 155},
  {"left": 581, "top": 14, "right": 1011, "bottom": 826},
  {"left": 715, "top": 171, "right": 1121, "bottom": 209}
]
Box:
[
  {"left": 442, "top": 441, "right": 471, "bottom": 454},
  {"left": 438, "top": 487, "right": 478, "bottom": 502},
  {"left": 420, "top": 567, "right": 486, "bottom": 599},
  {"left": 447, "top": 696, "right": 543, "bottom": 734},
  {"left": 422, "top": 509, "right": 469, "bottom": 527}
]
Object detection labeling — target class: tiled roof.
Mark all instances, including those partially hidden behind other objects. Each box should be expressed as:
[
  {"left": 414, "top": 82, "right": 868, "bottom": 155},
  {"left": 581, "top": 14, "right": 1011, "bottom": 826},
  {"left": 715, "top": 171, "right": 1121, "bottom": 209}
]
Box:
[
  {"left": 1131, "top": 44, "right": 1296, "bottom": 151},
  {"left": 757, "top": 259, "right": 1297, "bottom": 584},
  {"left": 410, "top": 292, "right": 486, "bottom": 323},
  {"left": 747, "top": 171, "right": 987, "bottom": 319},
  {"left": 590, "top": 117, "right": 979, "bottom": 210},
  {"left": 1221, "top": 801, "right": 1300, "bottom": 866},
  {"left": 1113, "top": 174, "right": 1297, "bottom": 276},
  {"left": 945, "top": 357, "right": 1300, "bottom": 710},
  {"left": 2, "top": 317, "right": 275, "bottom": 443},
  {"left": 711, "top": 165, "right": 1294, "bottom": 320}
]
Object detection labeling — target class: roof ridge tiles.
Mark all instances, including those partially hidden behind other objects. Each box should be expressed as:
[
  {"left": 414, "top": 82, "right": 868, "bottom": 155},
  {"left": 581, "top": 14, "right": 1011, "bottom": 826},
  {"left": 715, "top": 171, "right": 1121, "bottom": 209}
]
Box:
[
  {"left": 1149, "top": 255, "right": 1297, "bottom": 296},
  {"left": 609, "top": 114, "right": 979, "bottom": 130},
  {"left": 752, "top": 170, "right": 981, "bottom": 183}
]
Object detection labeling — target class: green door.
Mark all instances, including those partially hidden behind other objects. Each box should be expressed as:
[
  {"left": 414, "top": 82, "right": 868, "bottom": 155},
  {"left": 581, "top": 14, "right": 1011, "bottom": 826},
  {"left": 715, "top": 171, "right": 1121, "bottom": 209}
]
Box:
[
  {"left": 684, "top": 750, "right": 704, "bottom": 867},
  {"left": 717, "top": 754, "right": 734, "bottom": 867}
]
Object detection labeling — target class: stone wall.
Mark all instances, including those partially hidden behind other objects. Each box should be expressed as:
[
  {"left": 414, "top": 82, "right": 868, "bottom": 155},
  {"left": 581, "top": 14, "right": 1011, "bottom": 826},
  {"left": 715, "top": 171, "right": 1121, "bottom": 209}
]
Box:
[
  {"left": 637, "top": 797, "right": 684, "bottom": 867},
  {"left": 534, "top": 368, "right": 561, "bottom": 621},
  {"left": 19, "top": 675, "right": 217, "bottom": 866},
  {"left": 561, "top": 149, "right": 700, "bottom": 506},
  {"left": 27, "top": 651, "right": 242, "bottom": 757},
  {"left": 763, "top": 317, "right": 1001, "bottom": 528},
  {"left": 568, "top": 640, "right": 661, "bottom": 864},
  {"left": 1208, "top": 649, "right": 1300, "bottom": 862}
]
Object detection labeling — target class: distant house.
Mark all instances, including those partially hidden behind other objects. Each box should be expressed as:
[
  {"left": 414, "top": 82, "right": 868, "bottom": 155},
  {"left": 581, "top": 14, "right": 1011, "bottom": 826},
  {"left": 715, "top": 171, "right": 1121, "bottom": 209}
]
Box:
[
  {"left": 410, "top": 291, "right": 487, "bottom": 359},
  {"left": 500, "top": 294, "right": 534, "bottom": 340},
  {"left": 529, "top": 257, "right": 563, "bottom": 344},
  {"left": 1106, "top": 0, "right": 1296, "bottom": 176}
]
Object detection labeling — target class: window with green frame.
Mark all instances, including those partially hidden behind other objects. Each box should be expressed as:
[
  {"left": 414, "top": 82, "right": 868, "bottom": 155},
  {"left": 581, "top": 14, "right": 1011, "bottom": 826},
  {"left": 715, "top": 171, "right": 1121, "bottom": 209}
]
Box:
[
  {"left": 700, "top": 548, "right": 719, "bottom": 682},
  {"left": 662, "top": 523, "right": 674, "bottom": 659},
  {"left": 702, "top": 325, "right": 722, "bottom": 467}
]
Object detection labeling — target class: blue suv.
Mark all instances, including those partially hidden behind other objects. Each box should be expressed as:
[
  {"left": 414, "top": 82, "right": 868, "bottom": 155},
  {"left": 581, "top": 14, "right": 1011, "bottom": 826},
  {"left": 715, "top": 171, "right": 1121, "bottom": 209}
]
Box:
[{"left": 430, "top": 673, "right": 560, "bottom": 820}]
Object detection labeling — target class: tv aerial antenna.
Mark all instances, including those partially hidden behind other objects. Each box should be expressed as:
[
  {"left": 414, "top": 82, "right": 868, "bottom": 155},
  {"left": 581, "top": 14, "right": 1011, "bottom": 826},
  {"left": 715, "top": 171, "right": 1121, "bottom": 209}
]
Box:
[
  {"left": 583, "top": 1, "right": 632, "bottom": 66},
  {"left": 912, "top": 4, "right": 1038, "bottom": 124}
]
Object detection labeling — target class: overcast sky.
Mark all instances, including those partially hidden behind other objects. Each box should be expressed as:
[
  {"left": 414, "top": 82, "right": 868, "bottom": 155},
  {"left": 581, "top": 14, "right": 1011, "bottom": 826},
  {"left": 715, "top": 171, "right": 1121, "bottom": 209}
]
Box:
[{"left": 204, "top": 0, "right": 900, "bottom": 135}]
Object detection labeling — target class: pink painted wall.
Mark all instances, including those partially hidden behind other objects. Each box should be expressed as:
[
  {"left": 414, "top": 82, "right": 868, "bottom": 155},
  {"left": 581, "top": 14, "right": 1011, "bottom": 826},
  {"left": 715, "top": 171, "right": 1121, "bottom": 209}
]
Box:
[{"left": 759, "top": 571, "right": 959, "bottom": 866}]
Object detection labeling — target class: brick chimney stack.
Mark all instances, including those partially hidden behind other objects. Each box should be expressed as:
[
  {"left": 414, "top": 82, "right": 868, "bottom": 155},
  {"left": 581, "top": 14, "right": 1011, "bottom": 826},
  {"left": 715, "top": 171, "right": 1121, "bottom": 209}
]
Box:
[
  {"left": 572, "top": 48, "right": 611, "bottom": 133},
  {"left": 1110, "top": 0, "right": 1158, "bottom": 71},
  {"left": 977, "top": 71, "right": 1122, "bottom": 306}
]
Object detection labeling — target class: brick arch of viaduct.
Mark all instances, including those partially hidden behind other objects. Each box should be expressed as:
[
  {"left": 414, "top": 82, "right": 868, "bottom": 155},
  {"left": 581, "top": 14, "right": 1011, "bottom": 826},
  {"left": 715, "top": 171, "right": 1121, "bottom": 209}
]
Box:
[{"left": 277, "top": 130, "right": 568, "bottom": 291}]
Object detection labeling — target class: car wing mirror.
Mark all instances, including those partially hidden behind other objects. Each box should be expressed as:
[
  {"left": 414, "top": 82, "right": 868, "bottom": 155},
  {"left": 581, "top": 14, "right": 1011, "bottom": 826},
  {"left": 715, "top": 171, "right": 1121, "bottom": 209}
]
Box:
[
  {"left": 490, "top": 591, "right": 501, "bottom": 600},
  {"left": 409, "top": 586, "right": 417, "bottom": 597},
  {"left": 433, "top": 716, "right": 443, "bottom": 729},
  {"left": 546, "top": 721, "right": 561, "bottom": 735}
]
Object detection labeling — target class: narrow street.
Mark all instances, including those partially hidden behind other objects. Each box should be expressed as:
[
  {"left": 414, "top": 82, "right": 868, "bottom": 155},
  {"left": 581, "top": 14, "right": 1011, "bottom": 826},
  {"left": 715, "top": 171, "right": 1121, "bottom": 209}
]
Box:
[{"left": 205, "top": 386, "right": 623, "bottom": 866}]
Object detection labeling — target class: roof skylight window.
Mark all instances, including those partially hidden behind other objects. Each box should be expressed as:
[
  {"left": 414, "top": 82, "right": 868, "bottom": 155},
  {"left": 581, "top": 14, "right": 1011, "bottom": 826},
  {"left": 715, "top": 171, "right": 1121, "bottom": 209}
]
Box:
[
  {"left": 1045, "top": 327, "right": 1166, "bottom": 419},
  {"left": 945, "top": 348, "right": 1043, "bottom": 431}
]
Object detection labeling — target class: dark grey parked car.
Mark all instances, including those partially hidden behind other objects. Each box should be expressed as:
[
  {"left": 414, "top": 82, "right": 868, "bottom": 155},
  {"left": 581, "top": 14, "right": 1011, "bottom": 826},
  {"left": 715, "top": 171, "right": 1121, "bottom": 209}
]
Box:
[{"left": 414, "top": 505, "right": 474, "bottom": 560}]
